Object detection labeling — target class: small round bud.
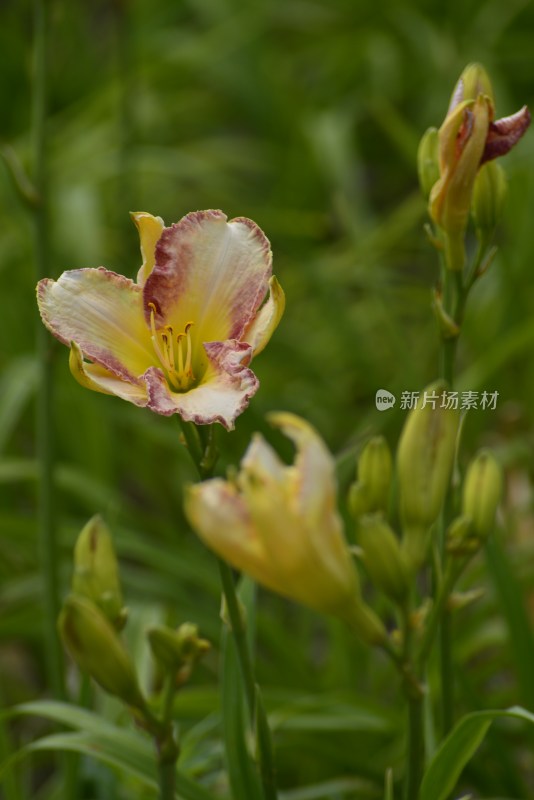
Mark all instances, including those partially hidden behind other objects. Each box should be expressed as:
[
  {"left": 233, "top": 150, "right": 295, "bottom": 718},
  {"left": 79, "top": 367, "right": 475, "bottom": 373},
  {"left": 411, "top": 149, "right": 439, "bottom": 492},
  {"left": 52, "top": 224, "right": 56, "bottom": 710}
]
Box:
[
  {"left": 59, "top": 595, "right": 143, "bottom": 709},
  {"left": 446, "top": 515, "right": 479, "bottom": 556},
  {"left": 417, "top": 127, "right": 440, "bottom": 199},
  {"left": 462, "top": 449, "right": 502, "bottom": 540},
  {"left": 147, "top": 623, "right": 210, "bottom": 675}
]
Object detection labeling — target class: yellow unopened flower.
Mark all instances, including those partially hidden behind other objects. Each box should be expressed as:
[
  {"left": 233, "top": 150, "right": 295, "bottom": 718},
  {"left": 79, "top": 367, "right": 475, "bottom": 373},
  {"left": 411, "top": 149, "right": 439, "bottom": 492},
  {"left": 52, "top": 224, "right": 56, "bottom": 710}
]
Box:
[
  {"left": 427, "top": 62, "right": 530, "bottom": 270},
  {"left": 185, "top": 413, "right": 386, "bottom": 644},
  {"left": 37, "top": 210, "right": 285, "bottom": 430}
]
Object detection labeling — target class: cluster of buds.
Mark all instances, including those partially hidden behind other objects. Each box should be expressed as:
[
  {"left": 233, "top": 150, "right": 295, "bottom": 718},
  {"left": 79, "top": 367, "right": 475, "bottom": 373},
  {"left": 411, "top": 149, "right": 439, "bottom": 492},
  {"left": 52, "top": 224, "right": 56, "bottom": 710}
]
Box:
[
  {"left": 59, "top": 516, "right": 143, "bottom": 708},
  {"left": 59, "top": 516, "right": 209, "bottom": 710},
  {"left": 350, "top": 383, "right": 502, "bottom": 595},
  {"left": 418, "top": 63, "right": 530, "bottom": 270}
]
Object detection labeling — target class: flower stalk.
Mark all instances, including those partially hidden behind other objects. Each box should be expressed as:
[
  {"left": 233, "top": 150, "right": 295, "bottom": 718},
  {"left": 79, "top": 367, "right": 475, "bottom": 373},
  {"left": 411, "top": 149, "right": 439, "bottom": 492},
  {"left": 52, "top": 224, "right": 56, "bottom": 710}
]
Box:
[{"left": 32, "top": 0, "right": 64, "bottom": 702}]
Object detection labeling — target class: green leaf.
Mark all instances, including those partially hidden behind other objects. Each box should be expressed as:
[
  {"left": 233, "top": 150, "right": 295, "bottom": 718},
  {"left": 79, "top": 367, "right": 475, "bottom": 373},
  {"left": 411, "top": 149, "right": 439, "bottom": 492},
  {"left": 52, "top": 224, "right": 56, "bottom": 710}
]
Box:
[
  {"left": 2, "top": 701, "right": 216, "bottom": 800},
  {"left": 220, "top": 627, "right": 262, "bottom": 800},
  {"left": 485, "top": 535, "right": 534, "bottom": 710},
  {"left": 420, "top": 706, "right": 534, "bottom": 800}
]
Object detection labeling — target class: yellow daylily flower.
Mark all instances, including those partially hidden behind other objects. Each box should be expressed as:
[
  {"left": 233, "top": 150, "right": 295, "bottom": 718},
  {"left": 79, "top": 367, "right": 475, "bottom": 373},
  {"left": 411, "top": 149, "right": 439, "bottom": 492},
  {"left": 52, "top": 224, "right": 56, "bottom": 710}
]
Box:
[
  {"left": 185, "top": 413, "right": 386, "bottom": 645},
  {"left": 37, "top": 210, "right": 285, "bottom": 430}
]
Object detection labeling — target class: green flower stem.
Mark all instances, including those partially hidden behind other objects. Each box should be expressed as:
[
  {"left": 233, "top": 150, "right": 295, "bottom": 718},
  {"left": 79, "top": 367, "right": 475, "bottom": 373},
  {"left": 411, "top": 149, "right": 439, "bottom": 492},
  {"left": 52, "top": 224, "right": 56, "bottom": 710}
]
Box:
[
  {"left": 136, "top": 690, "right": 179, "bottom": 800},
  {"left": 255, "top": 685, "right": 278, "bottom": 800},
  {"left": 217, "top": 559, "right": 257, "bottom": 715},
  {"left": 157, "top": 760, "right": 176, "bottom": 800},
  {"left": 32, "top": 0, "right": 64, "bottom": 701},
  {"left": 436, "top": 262, "right": 466, "bottom": 736},
  {"left": 178, "top": 419, "right": 278, "bottom": 799},
  {"left": 382, "top": 608, "right": 425, "bottom": 800},
  {"left": 404, "top": 691, "right": 424, "bottom": 800},
  {"left": 418, "top": 558, "right": 468, "bottom": 668}
]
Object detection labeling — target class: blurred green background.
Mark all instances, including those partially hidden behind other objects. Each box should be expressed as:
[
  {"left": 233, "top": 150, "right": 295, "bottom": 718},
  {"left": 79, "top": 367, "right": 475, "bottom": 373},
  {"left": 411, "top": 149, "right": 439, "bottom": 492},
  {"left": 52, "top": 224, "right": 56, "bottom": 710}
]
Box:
[{"left": 1, "top": 0, "right": 534, "bottom": 797}]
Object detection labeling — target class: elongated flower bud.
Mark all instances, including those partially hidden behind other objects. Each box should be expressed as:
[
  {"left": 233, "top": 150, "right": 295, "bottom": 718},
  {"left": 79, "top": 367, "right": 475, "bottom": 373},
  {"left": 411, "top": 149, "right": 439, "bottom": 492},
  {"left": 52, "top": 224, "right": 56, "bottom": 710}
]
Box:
[
  {"left": 356, "top": 436, "right": 393, "bottom": 513},
  {"left": 358, "top": 515, "right": 409, "bottom": 604},
  {"left": 471, "top": 160, "right": 507, "bottom": 238},
  {"left": 462, "top": 449, "right": 502, "bottom": 540},
  {"left": 59, "top": 595, "right": 144, "bottom": 709},
  {"left": 430, "top": 96, "right": 491, "bottom": 270},
  {"left": 397, "top": 381, "right": 460, "bottom": 569},
  {"left": 72, "top": 515, "right": 126, "bottom": 630}
]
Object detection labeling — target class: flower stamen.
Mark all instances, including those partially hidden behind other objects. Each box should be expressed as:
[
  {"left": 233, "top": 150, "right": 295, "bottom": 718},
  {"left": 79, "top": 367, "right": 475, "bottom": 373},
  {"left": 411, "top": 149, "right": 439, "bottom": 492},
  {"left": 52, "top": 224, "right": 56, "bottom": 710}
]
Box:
[{"left": 148, "top": 303, "right": 196, "bottom": 391}]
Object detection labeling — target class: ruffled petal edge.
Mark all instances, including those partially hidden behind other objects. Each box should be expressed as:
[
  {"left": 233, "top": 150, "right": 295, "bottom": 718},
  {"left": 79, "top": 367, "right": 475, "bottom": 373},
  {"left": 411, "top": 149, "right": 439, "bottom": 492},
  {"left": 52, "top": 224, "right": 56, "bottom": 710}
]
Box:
[{"left": 141, "top": 340, "right": 259, "bottom": 429}]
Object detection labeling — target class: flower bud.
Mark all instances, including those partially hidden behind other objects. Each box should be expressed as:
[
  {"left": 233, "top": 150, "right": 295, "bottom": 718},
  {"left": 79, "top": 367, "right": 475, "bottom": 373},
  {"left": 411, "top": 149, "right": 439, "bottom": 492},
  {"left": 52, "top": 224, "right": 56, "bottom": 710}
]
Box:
[
  {"left": 417, "top": 127, "right": 440, "bottom": 199},
  {"left": 397, "top": 381, "right": 460, "bottom": 569},
  {"left": 448, "top": 63, "right": 494, "bottom": 110},
  {"left": 72, "top": 515, "right": 126, "bottom": 630},
  {"left": 446, "top": 515, "right": 479, "bottom": 557},
  {"left": 147, "top": 623, "right": 210, "bottom": 674},
  {"left": 430, "top": 95, "right": 491, "bottom": 269},
  {"left": 59, "top": 595, "right": 144, "bottom": 709},
  {"left": 462, "top": 449, "right": 502, "bottom": 540},
  {"left": 471, "top": 160, "right": 507, "bottom": 237},
  {"left": 357, "top": 514, "right": 409, "bottom": 604},
  {"left": 356, "top": 436, "right": 393, "bottom": 513},
  {"left": 348, "top": 482, "right": 369, "bottom": 518},
  {"left": 342, "top": 597, "right": 388, "bottom": 646}
]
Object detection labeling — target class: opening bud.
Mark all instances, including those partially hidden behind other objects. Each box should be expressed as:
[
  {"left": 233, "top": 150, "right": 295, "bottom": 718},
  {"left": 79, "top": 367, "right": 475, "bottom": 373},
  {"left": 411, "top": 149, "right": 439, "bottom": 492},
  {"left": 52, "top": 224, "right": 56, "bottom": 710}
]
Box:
[
  {"left": 72, "top": 515, "right": 126, "bottom": 630},
  {"left": 58, "top": 595, "right": 144, "bottom": 709},
  {"left": 357, "top": 514, "right": 409, "bottom": 604},
  {"left": 430, "top": 96, "right": 492, "bottom": 269},
  {"left": 462, "top": 449, "right": 502, "bottom": 540},
  {"left": 448, "top": 63, "right": 494, "bottom": 111}
]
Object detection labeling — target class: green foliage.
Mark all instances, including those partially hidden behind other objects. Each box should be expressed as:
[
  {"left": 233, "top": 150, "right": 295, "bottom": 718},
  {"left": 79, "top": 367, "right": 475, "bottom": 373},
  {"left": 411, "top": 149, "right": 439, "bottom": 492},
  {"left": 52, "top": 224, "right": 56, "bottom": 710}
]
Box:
[{"left": 1, "top": 0, "right": 534, "bottom": 798}]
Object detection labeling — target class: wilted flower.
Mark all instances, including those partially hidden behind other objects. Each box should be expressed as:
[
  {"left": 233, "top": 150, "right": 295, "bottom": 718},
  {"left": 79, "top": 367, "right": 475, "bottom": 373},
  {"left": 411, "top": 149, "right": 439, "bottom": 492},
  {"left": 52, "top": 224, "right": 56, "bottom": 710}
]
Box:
[
  {"left": 37, "top": 210, "right": 285, "bottom": 430},
  {"left": 185, "top": 413, "right": 386, "bottom": 644}
]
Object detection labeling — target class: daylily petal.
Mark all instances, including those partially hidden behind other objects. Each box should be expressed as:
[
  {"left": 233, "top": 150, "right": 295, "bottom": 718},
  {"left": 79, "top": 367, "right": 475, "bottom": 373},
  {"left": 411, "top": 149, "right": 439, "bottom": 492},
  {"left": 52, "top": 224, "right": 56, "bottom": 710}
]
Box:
[
  {"left": 144, "top": 210, "right": 272, "bottom": 346},
  {"left": 481, "top": 105, "right": 531, "bottom": 164},
  {"left": 37, "top": 268, "right": 154, "bottom": 380},
  {"left": 267, "top": 412, "right": 336, "bottom": 520},
  {"left": 242, "top": 276, "right": 285, "bottom": 356},
  {"left": 185, "top": 480, "right": 268, "bottom": 574},
  {"left": 142, "top": 340, "right": 258, "bottom": 429},
  {"left": 241, "top": 432, "right": 287, "bottom": 484},
  {"left": 69, "top": 342, "right": 148, "bottom": 406},
  {"left": 267, "top": 412, "right": 359, "bottom": 601},
  {"left": 130, "top": 211, "right": 165, "bottom": 286}
]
